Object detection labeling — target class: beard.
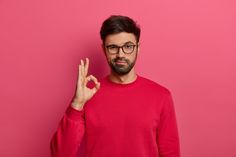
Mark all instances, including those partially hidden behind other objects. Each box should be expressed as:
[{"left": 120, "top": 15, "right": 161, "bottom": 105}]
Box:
[{"left": 108, "top": 55, "right": 137, "bottom": 75}]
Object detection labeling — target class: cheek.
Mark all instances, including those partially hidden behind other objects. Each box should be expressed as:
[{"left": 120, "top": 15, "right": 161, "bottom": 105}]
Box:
[
  {"left": 129, "top": 53, "right": 137, "bottom": 61},
  {"left": 106, "top": 55, "right": 114, "bottom": 62}
]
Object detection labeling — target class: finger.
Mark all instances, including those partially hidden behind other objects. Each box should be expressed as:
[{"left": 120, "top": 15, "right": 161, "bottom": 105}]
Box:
[
  {"left": 78, "top": 65, "right": 82, "bottom": 86},
  {"left": 84, "top": 74, "right": 92, "bottom": 86},
  {"left": 84, "top": 75, "right": 98, "bottom": 86},
  {"left": 84, "top": 58, "right": 89, "bottom": 76},
  {"left": 95, "top": 82, "right": 100, "bottom": 90},
  {"left": 80, "top": 59, "right": 84, "bottom": 77},
  {"left": 90, "top": 75, "right": 101, "bottom": 93},
  {"left": 89, "top": 75, "right": 98, "bottom": 84},
  {"left": 92, "top": 82, "right": 100, "bottom": 94}
]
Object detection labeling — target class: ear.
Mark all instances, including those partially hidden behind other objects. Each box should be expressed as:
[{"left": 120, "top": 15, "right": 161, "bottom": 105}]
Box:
[
  {"left": 101, "top": 43, "right": 107, "bottom": 57},
  {"left": 136, "top": 42, "right": 140, "bottom": 53},
  {"left": 101, "top": 43, "right": 105, "bottom": 53}
]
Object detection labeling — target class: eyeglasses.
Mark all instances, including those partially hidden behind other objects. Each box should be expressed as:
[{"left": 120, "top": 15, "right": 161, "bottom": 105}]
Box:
[{"left": 105, "top": 43, "right": 137, "bottom": 54}]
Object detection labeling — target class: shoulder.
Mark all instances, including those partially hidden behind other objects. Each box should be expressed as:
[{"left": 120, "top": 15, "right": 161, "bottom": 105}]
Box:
[{"left": 138, "top": 75, "right": 171, "bottom": 96}]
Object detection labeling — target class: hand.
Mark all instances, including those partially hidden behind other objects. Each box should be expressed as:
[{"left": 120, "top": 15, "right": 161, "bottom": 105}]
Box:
[{"left": 71, "top": 58, "right": 100, "bottom": 111}]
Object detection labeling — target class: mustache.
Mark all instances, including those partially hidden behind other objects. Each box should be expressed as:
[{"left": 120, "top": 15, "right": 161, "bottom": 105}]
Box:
[{"left": 113, "top": 57, "right": 128, "bottom": 62}]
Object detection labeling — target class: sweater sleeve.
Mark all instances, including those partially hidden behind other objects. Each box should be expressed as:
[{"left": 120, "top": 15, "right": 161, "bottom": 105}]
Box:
[
  {"left": 50, "top": 104, "right": 85, "bottom": 157},
  {"left": 156, "top": 92, "right": 181, "bottom": 157}
]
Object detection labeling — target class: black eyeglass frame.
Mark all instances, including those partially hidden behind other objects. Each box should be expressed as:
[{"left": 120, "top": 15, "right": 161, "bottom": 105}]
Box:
[{"left": 105, "top": 43, "right": 138, "bottom": 54}]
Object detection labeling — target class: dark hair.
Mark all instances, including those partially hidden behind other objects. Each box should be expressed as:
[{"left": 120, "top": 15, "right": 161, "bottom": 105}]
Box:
[{"left": 100, "top": 15, "right": 141, "bottom": 44}]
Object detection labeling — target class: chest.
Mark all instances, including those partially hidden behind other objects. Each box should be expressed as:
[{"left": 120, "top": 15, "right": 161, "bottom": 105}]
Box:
[{"left": 84, "top": 90, "right": 162, "bottom": 135}]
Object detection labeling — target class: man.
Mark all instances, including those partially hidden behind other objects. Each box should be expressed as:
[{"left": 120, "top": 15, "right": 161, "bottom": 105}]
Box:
[{"left": 51, "top": 15, "right": 180, "bottom": 157}]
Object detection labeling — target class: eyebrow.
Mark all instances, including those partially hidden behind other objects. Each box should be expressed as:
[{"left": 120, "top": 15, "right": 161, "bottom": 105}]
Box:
[{"left": 106, "top": 41, "right": 135, "bottom": 46}]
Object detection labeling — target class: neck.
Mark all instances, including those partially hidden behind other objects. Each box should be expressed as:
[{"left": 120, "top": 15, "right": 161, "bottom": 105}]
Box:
[{"left": 108, "top": 68, "right": 137, "bottom": 84}]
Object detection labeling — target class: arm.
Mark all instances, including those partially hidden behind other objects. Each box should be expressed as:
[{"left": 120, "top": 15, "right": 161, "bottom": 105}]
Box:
[
  {"left": 50, "top": 105, "right": 85, "bottom": 157},
  {"left": 156, "top": 92, "right": 181, "bottom": 157},
  {"left": 50, "top": 58, "right": 100, "bottom": 157}
]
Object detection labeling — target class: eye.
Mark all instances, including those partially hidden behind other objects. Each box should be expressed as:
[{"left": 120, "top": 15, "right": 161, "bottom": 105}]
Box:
[
  {"left": 107, "top": 45, "right": 118, "bottom": 50},
  {"left": 124, "top": 44, "right": 134, "bottom": 49}
]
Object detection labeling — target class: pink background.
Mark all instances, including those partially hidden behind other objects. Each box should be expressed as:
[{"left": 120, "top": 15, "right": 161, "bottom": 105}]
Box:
[{"left": 0, "top": 0, "right": 235, "bottom": 157}]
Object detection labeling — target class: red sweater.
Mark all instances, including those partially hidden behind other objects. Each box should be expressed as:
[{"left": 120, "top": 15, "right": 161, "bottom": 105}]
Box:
[{"left": 51, "top": 75, "right": 180, "bottom": 157}]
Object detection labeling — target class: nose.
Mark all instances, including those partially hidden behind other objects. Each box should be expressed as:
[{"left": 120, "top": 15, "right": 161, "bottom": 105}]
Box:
[{"left": 117, "top": 47, "right": 125, "bottom": 57}]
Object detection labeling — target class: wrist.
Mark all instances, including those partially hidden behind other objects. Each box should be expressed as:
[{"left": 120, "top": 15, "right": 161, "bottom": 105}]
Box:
[{"left": 71, "top": 100, "right": 85, "bottom": 111}]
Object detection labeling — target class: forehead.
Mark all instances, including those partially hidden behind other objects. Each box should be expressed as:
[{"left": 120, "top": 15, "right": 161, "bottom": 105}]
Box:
[{"left": 105, "top": 32, "right": 136, "bottom": 45}]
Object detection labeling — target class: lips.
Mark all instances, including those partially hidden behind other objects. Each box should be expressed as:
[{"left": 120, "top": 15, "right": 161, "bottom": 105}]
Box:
[{"left": 116, "top": 60, "right": 127, "bottom": 64}]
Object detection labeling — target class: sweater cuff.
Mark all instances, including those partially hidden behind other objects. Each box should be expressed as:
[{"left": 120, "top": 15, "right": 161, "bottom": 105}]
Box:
[{"left": 66, "top": 105, "right": 85, "bottom": 121}]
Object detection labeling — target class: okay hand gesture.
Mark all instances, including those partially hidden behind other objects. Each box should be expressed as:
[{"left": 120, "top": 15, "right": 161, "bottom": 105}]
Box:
[{"left": 71, "top": 58, "right": 100, "bottom": 111}]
